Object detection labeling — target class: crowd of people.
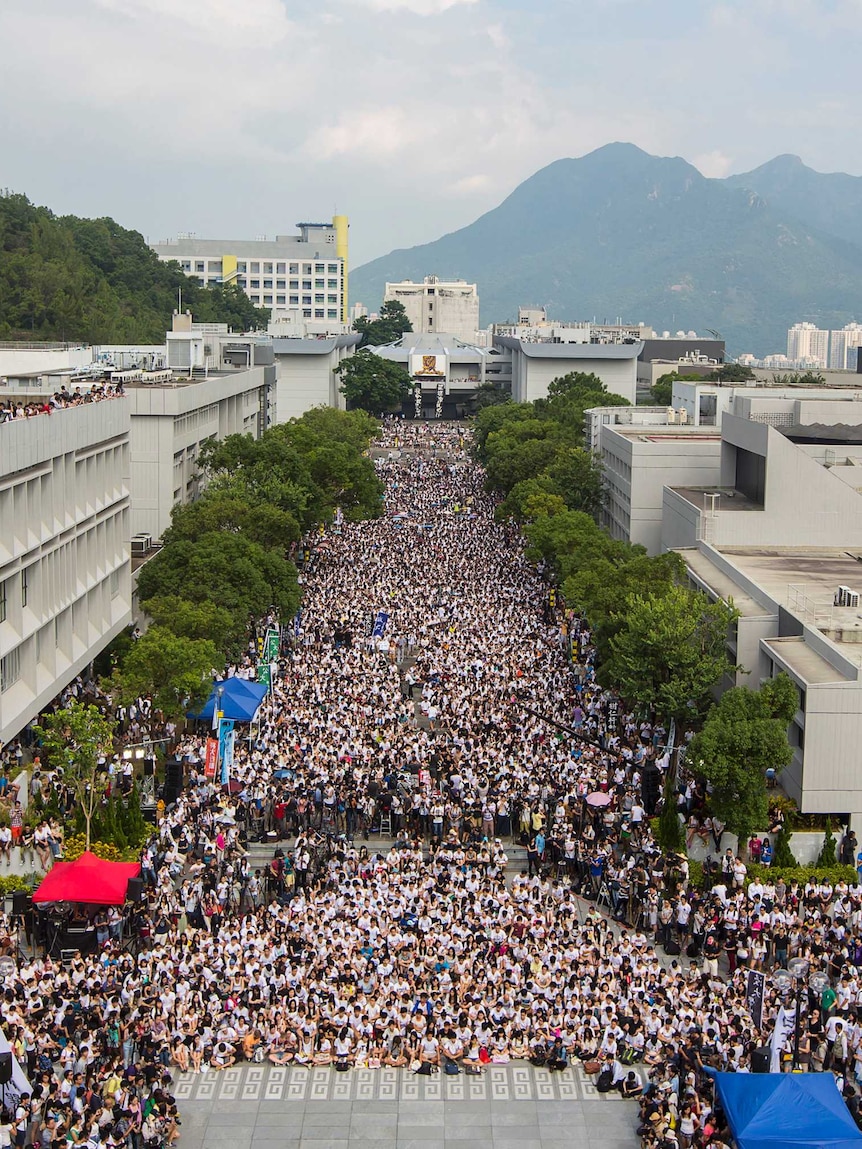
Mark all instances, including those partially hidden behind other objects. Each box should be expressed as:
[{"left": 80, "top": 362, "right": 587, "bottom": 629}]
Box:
[
  {"left": 4, "top": 418, "right": 862, "bottom": 1149},
  {"left": 0, "top": 381, "right": 125, "bottom": 423}
]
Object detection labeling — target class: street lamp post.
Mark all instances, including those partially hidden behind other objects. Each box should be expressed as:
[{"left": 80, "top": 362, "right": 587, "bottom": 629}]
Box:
[{"left": 774, "top": 958, "right": 830, "bottom": 1071}]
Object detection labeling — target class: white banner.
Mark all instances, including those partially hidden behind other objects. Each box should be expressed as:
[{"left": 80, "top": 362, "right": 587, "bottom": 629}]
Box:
[{"left": 0, "top": 1028, "right": 31, "bottom": 1106}]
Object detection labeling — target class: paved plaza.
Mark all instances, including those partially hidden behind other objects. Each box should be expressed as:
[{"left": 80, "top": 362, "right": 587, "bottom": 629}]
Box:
[{"left": 174, "top": 1062, "right": 642, "bottom": 1149}]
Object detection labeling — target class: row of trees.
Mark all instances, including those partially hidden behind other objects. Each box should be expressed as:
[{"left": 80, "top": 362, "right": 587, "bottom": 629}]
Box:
[
  {"left": 476, "top": 375, "right": 797, "bottom": 842},
  {"left": 111, "top": 407, "right": 383, "bottom": 719},
  {"left": 0, "top": 192, "right": 269, "bottom": 343}
]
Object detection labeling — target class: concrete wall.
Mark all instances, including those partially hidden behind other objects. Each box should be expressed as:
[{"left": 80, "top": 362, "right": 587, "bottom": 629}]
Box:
[
  {"left": 0, "top": 402, "right": 131, "bottom": 745},
  {"left": 511, "top": 351, "right": 638, "bottom": 405},
  {"left": 274, "top": 348, "right": 351, "bottom": 422},
  {"left": 601, "top": 428, "right": 721, "bottom": 555},
  {"left": 0, "top": 346, "right": 91, "bottom": 377},
  {"left": 126, "top": 368, "right": 272, "bottom": 539},
  {"left": 717, "top": 415, "right": 862, "bottom": 548}
]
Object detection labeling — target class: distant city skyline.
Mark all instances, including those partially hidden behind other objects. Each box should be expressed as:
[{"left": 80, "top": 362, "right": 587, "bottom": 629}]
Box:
[{"left": 2, "top": 0, "right": 862, "bottom": 267}]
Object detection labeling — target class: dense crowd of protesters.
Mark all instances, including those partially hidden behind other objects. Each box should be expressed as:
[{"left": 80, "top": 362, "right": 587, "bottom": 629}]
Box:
[{"left": 3, "top": 418, "right": 862, "bottom": 1149}]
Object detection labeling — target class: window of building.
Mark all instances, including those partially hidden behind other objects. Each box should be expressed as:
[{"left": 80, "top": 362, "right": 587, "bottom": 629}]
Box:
[
  {"left": 315, "top": 279, "right": 325, "bottom": 289},
  {"left": 289, "top": 263, "right": 299, "bottom": 274},
  {"left": 250, "top": 262, "right": 260, "bottom": 273},
  {"left": 303, "top": 309, "right": 311, "bottom": 318},
  {"left": 276, "top": 295, "right": 286, "bottom": 305},
  {"left": 0, "top": 647, "right": 20, "bottom": 692},
  {"left": 328, "top": 264, "right": 338, "bottom": 274},
  {"left": 250, "top": 279, "right": 260, "bottom": 289},
  {"left": 302, "top": 280, "right": 312, "bottom": 291},
  {"left": 327, "top": 295, "right": 338, "bottom": 304},
  {"left": 327, "top": 309, "right": 338, "bottom": 319},
  {"left": 276, "top": 262, "right": 285, "bottom": 274},
  {"left": 237, "top": 261, "right": 247, "bottom": 273},
  {"left": 195, "top": 262, "right": 205, "bottom": 273},
  {"left": 263, "top": 279, "right": 272, "bottom": 288},
  {"left": 302, "top": 295, "right": 312, "bottom": 305},
  {"left": 289, "top": 280, "right": 299, "bottom": 290},
  {"left": 0, "top": 579, "right": 5, "bottom": 622},
  {"left": 238, "top": 278, "right": 246, "bottom": 289},
  {"left": 276, "top": 279, "right": 285, "bottom": 289},
  {"left": 264, "top": 262, "right": 273, "bottom": 273},
  {"left": 289, "top": 295, "right": 299, "bottom": 305},
  {"left": 21, "top": 568, "right": 29, "bottom": 609},
  {"left": 315, "top": 309, "right": 325, "bottom": 318},
  {"left": 181, "top": 261, "right": 191, "bottom": 272},
  {"left": 208, "top": 260, "right": 222, "bottom": 272},
  {"left": 110, "top": 569, "right": 120, "bottom": 599},
  {"left": 303, "top": 263, "right": 312, "bottom": 274},
  {"left": 328, "top": 279, "right": 339, "bottom": 289},
  {"left": 315, "top": 294, "right": 324, "bottom": 303},
  {"left": 315, "top": 264, "right": 324, "bottom": 273},
  {"left": 264, "top": 295, "right": 273, "bottom": 305}
]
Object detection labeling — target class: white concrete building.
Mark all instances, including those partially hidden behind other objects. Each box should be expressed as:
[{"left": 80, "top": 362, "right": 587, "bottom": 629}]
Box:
[
  {"left": 152, "top": 217, "right": 349, "bottom": 323},
  {"left": 369, "top": 334, "right": 490, "bottom": 418},
  {"left": 680, "top": 543, "right": 862, "bottom": 824},
  {"left": 384, "top": 277, "right": 479, "bottom": 344},
  {"left": 492, "top": 337, "right": 641, "bottom": 405},
  {"left": 0, "top": 401, "right": 132, "bottom": 746},
  {"left": 787, "top": 322, "right": 829, "bottom": 368},
  {"left": 126, "top": 361, "right": 276, "bottom": 541},
  {"left": 829, "top": 323, "right": 862, "bottom": 371},
  {"left": 272, "top": 335, "right": 361, "bottom": 422},
  {"left": 599, "top": 424, "right": 722, "bottom": 554}
]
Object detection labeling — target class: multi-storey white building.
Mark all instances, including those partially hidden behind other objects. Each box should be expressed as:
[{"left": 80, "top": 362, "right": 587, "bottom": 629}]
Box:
[
  {"left": 384, "top": 277, "right": 479, "bottom": 344},
  {"left": 829, "top": 323, "right": 862, "bottom": 371},
  {"left": 0, "top": 401, "right": 132, "bottom": 745},
  {"left": 152, "top": 217, "right": 349, "bottom": 323},
  {"left": 786, "top": 322, "right": 829, "bottom": 367}
]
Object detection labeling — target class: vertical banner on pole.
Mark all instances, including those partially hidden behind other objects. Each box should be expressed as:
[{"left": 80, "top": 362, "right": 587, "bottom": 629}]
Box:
[
  {"left": 746, "top": 969, "right": 766, "bottom": 1031},
  {"left": 204, "top": 738, "right": 218, "bottom": 779}
]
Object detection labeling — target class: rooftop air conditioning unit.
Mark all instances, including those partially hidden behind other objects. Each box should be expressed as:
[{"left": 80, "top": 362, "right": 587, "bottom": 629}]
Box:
[
  {"left": 131, "top": 534, "right": 152, "bottom": 556},
  {"left": 835, "top": 585, "right": 860, "bottom": 607}
]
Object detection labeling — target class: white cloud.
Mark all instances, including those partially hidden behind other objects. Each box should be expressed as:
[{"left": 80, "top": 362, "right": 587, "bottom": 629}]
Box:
[
  {"left": 353, "top": 0, "right": 478, "bottom": 12},
  {"left": 96, "top": 0, "right": 292, "bottom": 40},
  {"left": 314, "top": 108, "right": 416, "bottom": 160},
  {"left": 446, "top": 174, "right": 492, "bottom": 196},
  {"left": 693, "top": 150, "right": 734, "bottom": 178}
]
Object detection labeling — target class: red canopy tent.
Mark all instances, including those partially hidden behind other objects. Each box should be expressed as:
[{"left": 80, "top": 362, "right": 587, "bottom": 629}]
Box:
[{"left": 32, "top": 851, "right": 141, "bottom": 906}]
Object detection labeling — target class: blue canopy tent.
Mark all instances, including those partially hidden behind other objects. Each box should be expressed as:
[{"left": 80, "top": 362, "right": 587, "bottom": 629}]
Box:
[
  {"left": 706, "top": 1070, "right": 862, "bottom": 1149},
  {"left": 189, "top": 678, "right": 268, "bottom": 723}
]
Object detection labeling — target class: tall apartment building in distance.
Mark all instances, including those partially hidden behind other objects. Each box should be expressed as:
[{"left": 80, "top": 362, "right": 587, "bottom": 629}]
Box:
[
  {"left": 384, "top": 277, "right": 479, "bottom": 343},
  {"left": 152, "top": 217, "right": 349, "bottom": 323},
  {"left": 786, "top": 321, "right": 829, "bottom": 367},
  {"left": 829, "top": 323, "right": 862, "bottom": 370},
  {"left": 0, "top": 401, "right": 132, "bottom": 745}
]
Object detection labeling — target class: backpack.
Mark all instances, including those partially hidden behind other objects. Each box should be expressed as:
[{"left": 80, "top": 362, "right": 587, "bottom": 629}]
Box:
[{"left": 596, "top": 1067, "right": 615, "bottom": 1093}]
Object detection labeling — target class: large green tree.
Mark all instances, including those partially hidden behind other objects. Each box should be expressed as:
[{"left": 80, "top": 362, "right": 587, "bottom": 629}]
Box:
[
  {"left": 335, "top": 349, "right": 411, "bottom": 416},
  {"left": 686, "top": 673, "right": 797, "bottom": 839},
  {"left": 604, "top": 584, "right": 737, "bottom": 725},
  {"left": 109, "top": 626, "right": 220, "bottom": 721},
  {"left": 353, "top": 299, "right": 413, "bottom": 348},
  {"left": 137, "top": 532, "right": 300, "bottom": 644},
  {"left": 35, "top": 701, "right": 116, "bottom": 850},
  {"left": 142, "top": 596, "right": 235, "bottom": 653}
]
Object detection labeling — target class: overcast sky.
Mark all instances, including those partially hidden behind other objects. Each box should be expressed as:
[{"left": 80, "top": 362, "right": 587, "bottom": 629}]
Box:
[{"left": 3, "top": 0, "right": 859, "bottom": 266}]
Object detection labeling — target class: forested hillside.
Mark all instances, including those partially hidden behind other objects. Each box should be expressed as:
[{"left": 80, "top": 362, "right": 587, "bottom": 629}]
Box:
[{"left": 0, "top": 192, "right": 269, "bottom": 344}]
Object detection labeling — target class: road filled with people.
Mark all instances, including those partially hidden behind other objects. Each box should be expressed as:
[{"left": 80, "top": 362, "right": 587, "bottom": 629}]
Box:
[{"left": 4, "top": 418, "right": 862, "bottom": 1149}]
